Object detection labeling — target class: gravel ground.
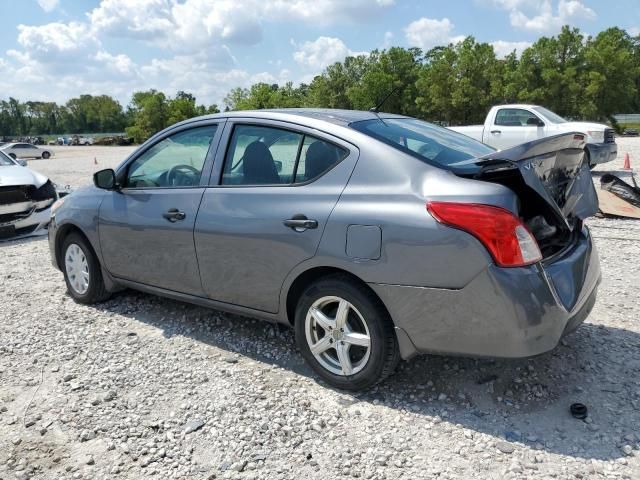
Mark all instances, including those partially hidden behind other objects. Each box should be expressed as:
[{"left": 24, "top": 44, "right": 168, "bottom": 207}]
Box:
[{"left": 1, "top": 139, "right": 639, "bottom": 479}]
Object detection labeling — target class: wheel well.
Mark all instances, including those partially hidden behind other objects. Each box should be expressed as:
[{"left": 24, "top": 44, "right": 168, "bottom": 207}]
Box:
[
  {"left": 55, "top": 224, "right": 92, "bottom": 269},
  {"left": 285, "top": 267, "right": 388, "bottom": 325}
]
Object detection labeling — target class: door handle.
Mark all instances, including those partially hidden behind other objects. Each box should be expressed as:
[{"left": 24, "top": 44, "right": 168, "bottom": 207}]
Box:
[
  {"left": 163, "top": 208, "right": 186, "bottom": 222},
  {"left": 284, "top": 214, "right": 318, "bottom": 231},
  {"left": 490, "top": 130, "right": 501, "bottom": 134}
]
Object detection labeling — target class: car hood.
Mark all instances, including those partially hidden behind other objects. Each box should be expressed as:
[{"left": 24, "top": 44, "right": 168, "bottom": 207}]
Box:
[
  {"left": 0, "top": 165, "right": 49, "bottom": 188},
  {"left": 558, "top": 121, "right": 610, "bottom": 132}
]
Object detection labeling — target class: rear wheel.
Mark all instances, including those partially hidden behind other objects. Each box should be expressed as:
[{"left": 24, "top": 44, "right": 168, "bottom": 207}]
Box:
[
  {"left": 41, "top": 151, "right": 51, "bottom": 159},
  {"left": 61, "top": 233, "right": 110, "bottom": 304},
  {"left": 295, "top": 275, "right": 399, "bottom": 391}
]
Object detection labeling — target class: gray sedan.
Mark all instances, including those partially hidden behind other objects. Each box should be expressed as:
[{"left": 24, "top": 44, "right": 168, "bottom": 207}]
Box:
[{"left": 48, "top": 109, "right": 601, "bottom": 390}]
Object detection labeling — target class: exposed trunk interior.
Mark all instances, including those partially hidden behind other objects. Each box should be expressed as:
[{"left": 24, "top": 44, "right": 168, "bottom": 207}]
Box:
[
  {"left": 454, "top": 134, "right": 599, "bottom": 261},
  {"left": 465, "top": 166, "right": 580, "bottom": 259}
]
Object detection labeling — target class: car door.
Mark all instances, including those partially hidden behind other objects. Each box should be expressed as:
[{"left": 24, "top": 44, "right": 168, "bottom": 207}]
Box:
[
  {"left": 194, "top": 120, "right": 357, "bottom": 313},
  {"left": 99, "top": 122, "right": 223, "bottom": 295},
  {"left": 12, "top": 144, "right": 26, "bottom": 159},
  {"left": 490, "top": 108, "right": 545, "bottom": 150}
]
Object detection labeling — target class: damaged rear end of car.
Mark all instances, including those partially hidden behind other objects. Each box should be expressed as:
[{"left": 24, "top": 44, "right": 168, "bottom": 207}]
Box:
[
  {"left": 456, "top": 133, "right": 598, "bottom": 262},
  {"left": 352, "top": 123, "right": 602, "bottom": 360},
  {"left": 426, "top": 133, "right": 602, "bottom": 350}
]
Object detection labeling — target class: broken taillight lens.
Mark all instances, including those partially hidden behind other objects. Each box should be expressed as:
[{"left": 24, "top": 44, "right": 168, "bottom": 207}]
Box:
[{"left": 427, "top": 201, "right": 542, "bottom": 267}]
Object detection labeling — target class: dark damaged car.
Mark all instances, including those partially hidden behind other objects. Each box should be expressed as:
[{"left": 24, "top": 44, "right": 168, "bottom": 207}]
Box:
[{"left": 47, "top": 109, "right": 601, "bottom": 390}]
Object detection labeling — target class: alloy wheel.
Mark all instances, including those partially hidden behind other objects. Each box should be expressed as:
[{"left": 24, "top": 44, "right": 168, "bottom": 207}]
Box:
[{"left": 305, "top": 296, "right": 371, "bottom": 376}]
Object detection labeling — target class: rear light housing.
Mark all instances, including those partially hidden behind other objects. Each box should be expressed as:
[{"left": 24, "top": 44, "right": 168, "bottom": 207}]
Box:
[{"left": 427, "top": 201, "right": 542, "bottom": 267}]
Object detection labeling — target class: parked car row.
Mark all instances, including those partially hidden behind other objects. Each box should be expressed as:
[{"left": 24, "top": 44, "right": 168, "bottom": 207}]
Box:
[
  {"left": 48, "top": 108, "right": 601, "bottom": 390},
  {"left": 55, "top": 136, "right": 94, "bottom": 146}
]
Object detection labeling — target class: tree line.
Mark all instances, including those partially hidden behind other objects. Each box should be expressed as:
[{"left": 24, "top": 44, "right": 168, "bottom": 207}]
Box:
[
  {"left": 1, "top": 26, "right": 638, "bottom": 143},
  {"left": 226, "top": 26, "right": 640, "bottom": 126},
  {"left": 0, "top": 91, "right": 220, "bottom": 143}
]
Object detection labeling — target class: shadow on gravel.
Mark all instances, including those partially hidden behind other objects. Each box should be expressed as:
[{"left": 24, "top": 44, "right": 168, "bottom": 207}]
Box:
[
  {"left": 90, "top": 290, "right": 639, "bottom": 462},
  {"left": 0, "top": 234, "right": 47, "bottom": 247}
]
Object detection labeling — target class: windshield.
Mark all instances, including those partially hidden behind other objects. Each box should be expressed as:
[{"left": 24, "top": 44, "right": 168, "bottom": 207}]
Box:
[
  {"left": 532, "top": 107, "right": 567, "bottom": 124},
  {"left": 0, "top": 150, "right": 16, "bottom": 166},
  {"left": 350, "top": 118, "right": 494, "bottom": 170}
]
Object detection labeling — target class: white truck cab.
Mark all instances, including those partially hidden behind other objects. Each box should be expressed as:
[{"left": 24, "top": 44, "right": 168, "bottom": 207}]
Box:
[{"left": 449, "top": 104, "right": 617, "bottom": 166}]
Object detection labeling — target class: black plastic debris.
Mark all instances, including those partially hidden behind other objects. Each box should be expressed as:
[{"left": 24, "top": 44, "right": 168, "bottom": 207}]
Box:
[
  {"left": 570, "top": 403, "right": 588, "bottom": 419},
  {"left": 600, "top": 173, "right": 640, "bottom": 208}
]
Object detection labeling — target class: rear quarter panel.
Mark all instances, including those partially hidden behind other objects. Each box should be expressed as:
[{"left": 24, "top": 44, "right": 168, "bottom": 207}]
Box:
[{"left": 298, "top": 135, "right": 519, "bottom": 289}]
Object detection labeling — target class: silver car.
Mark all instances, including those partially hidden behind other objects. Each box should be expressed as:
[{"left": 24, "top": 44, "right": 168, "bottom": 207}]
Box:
[
  {"left": 48, "top": 109, "right": 601, "bottom": 390},
  {"left": 1, "top": 142, "right": 55, "bottom": 160},
  {"left": 1, "top": 150, "right": 58, "bottom": 240}
]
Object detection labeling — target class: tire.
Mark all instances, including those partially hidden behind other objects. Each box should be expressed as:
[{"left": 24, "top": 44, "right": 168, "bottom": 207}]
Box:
[
  {"left": 42, "top": 151, "right": 51, "bottom": 159},
  {"left": 61, "top": 233, "right": 110, "bottom": 304},
  {"left": 9, "top": 153, "right": 16, "bottom": 159},
  {"left": 295, "top": 274, "right": 399, "bottom": 391}
]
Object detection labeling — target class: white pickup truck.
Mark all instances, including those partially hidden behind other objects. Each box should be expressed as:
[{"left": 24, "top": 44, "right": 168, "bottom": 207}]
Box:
[{"left": 449, "top": 104, "right": 617, "bottom": 166}]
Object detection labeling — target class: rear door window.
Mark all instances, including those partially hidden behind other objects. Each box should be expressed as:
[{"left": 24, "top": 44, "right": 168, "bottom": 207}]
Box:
[
  {"left": 221, "top": 124, "right": 348, "bottom": 186},
  {"left": 350, "top": 118, "right": 493, "bottom": 170}
]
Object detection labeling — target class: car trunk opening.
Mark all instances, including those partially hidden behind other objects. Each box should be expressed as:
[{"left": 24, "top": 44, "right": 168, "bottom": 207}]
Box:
[{"left": 453, "top": 134, "right": 598, "bottom": 259}]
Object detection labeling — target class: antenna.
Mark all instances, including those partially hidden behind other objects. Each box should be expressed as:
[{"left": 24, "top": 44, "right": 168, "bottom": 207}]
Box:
[{"left": 369, "top": 85, "right": 399, "bottom": 113}]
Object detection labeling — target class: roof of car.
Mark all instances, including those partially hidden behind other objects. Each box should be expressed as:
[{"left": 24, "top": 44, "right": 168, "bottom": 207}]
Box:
[{"left": 191, "top": 108, "right": 411, "bottom": 127}]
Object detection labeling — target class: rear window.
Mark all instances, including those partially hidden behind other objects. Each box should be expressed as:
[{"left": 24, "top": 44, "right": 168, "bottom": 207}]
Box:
[{"left": 350, "top": 118, "right": 494, "bottom": 170}]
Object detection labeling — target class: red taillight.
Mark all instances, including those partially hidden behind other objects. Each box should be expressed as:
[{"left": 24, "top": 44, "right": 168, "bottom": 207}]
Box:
[{"left": 427, "top": 202, "right": 542, "bottom": 267}]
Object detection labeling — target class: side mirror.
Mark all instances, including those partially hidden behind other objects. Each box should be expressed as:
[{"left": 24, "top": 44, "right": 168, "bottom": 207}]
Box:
[
  {"left": 17, "top": 159, "right": 27, "bottom": 167},
  {"left": 93, "top": 169, "right": 118, "bottom": 190},
  {"left": 527, "top": 117, "right": 544, "bottom": 127},
  {"left": 274, "top": 160, "right": 283, "bottom": 173}
]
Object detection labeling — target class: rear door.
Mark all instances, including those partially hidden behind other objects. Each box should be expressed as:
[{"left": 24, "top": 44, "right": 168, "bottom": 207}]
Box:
[
  {"left": 490, "top": 108, "right": 545, "bottom": 150},
  {"left": 194, "top": 119, "right": 357, "bottom": 313},
  {"left": 99, "top": 122, "right": 223, "bottom": 295}
]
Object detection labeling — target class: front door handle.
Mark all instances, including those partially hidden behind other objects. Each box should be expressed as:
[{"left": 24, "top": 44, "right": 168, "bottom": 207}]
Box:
[
  {"left": 284, "top": 214, "right": 318, "bottom": 231},
  {"left": 163, "top": 208, "right": 186, "bottom": 222},
  {"left": 490, "top": 130, "right": 502, "bottom": 134}
]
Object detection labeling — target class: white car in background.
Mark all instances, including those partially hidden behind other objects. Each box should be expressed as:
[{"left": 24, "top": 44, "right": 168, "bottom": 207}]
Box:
[
  {"left": 449, "top": 104, "right": 617, "bottom": 166},
  {"left": 0, "top": 150, "right": 58, "bottom": 240},
  {"left": 1, "top": 142, "right": 55, "bottom": 160}
]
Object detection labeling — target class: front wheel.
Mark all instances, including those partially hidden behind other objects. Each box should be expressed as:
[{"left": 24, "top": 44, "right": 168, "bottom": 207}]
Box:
[
  {"left": 41, "top": 151, "right": 51, "bottom": 159},
  {"left": 61, "top": 233, "right": 110, "bottom": 304},
  {"left": 295, "top": 275, "right": 399, "bottom": 391}
]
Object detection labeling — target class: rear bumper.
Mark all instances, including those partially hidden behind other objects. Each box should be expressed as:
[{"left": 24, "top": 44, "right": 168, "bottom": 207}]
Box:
[
  {"left": 371, "top": 228, "right": 601, "bottom": 360},
  {"left": 586, "top": 142, "right": 617, "bottom": 165}
]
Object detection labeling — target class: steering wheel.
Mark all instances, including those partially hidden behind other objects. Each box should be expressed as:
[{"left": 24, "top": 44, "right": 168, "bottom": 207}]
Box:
[{"left": 167, "top": 164, "right": 200, "bottom": 186}]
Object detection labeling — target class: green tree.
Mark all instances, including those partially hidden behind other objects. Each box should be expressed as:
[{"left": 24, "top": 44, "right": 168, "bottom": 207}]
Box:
[
  {"left": 347, "top": 47, "right": 423, "bottom": 116},
  {"left": 581, "top": 27, "right": 638, "bottom": 120},
  {"left": 125, "top": 90, "right": 168, "bottom": 143}
]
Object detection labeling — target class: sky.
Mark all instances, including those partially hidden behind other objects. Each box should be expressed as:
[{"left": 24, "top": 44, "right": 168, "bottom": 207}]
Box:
[{"left": 0, "top": 0, "right": 638, "bottom": 107}]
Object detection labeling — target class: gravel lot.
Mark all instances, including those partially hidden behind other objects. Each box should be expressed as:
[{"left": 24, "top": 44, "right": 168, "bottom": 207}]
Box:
[{"left": 1, "top": 140, "right": 639, "bottom": 479}]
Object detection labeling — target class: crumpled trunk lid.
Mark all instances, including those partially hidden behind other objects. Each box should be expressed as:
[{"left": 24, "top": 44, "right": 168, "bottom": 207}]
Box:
[{"left": 478, "top": 133, "right": 598, "bottom": 230}]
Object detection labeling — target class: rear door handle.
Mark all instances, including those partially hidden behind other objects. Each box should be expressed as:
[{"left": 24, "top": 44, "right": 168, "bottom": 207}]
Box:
[
  {"left": 284, "top": 214, "right": 318, "bottom": 231},
  {"left": 490, "top": 130, "right": 501, "bottom": 134},
  {"left": 163, "top": 208, "right": 186, "bottom": 222}
]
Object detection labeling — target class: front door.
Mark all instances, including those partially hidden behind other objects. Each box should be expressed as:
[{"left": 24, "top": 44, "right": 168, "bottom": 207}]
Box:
[
  {"left": 99, "top": 123, "right": 221, "bottom": 295},
  {"left": 491, "top": 108, "right": 545, "bottom": 150},
  {"left": 195, "top": 121, "right": 357, "bottom": 313}
]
